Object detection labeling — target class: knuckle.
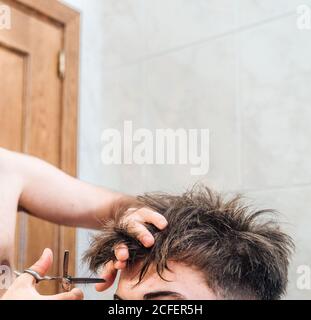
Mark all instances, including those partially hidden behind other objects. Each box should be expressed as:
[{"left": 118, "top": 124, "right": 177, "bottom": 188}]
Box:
[{"left": 137, "top": 232, "right": 149, "bottom": 241}]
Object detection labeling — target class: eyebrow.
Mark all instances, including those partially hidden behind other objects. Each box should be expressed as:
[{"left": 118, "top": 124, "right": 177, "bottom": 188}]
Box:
[
  {"left": 143, "top": 291, "right": 186, "bottom": 300},
  {"left": 114, "top": 291, "right": 186, "bottom": 300}
]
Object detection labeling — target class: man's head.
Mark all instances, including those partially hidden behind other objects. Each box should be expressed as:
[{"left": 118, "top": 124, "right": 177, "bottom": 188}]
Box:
[{"left": 84, "top": 186, "right": 294, "bottom": 300}]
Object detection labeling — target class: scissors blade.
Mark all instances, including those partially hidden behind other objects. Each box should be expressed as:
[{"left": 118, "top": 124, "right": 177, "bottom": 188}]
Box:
[
  {"left": 66, "top": 277, "right": 106, "bottom": 284},
  {"left": 63, "top": 250, "right": 69, "bottom": 278}
]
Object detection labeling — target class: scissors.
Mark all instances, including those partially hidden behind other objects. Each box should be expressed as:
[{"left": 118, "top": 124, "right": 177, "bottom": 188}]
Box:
[{"left": 14, "top": 250, "right": 105, "bottom": 291}]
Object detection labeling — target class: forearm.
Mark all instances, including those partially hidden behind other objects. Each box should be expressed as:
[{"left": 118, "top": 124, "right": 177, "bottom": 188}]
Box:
[
  {"left": 0, "top": 148, "right": 135, "bottom": 230},
  {"left": 20, "top": 185, "right": 128, "bottom": 229},
  {"left": 20, "top": 173, "right": 123, "bottom": 229}
]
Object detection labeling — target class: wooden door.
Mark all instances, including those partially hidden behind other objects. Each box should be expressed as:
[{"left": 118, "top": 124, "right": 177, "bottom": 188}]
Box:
[{"left": 0, "top": 0, "right": 79, "bottom": 294}]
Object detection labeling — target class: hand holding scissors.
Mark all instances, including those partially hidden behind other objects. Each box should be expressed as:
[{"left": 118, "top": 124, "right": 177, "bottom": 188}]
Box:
[
  {"left": 3, "top": 248, "right": 96, "bottom": 300},
  {"left": 14, "top": 250, "right": 105, "bottom": 292}
]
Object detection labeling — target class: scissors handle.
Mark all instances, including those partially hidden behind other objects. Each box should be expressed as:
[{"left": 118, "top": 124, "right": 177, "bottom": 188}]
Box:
[{"left": 14, "top": 270, "right": 62, "bottom": 283}]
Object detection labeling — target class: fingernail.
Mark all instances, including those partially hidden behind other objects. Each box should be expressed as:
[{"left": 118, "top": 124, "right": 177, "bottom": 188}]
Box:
[
  {"left": 160, "top": 220, "right": 168, "bottom": 228},
  {"left": 39, "top": 248, "right": 49, "bottom": 260},
  {"left": 143, "top": 235, "right": 154, "bottom": 246}
]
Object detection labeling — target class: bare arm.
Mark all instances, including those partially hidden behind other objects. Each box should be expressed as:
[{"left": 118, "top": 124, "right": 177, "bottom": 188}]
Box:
[
  {"left": 0, "top": 147, "right": 131, "bottom": 274},
  {"left": 0, "top": 147, "right": 132, "bottom": 230},
  {"left": 0, "top": 148, "right": 167, "bottom": 299}
]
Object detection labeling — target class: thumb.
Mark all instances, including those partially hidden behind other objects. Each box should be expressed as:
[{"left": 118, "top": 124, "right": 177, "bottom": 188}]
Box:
[
  {"left": 95, "top": 261, "right": 117, "bottom": 292},
  {"left": 22, "top": 248, "right": 53, "bottom": 285},
  {"left": 49, "top": 288, "right": 84, "bottom": 300},
  {"left": 30, "top": 248, "right": 53, "bottom": 276}
]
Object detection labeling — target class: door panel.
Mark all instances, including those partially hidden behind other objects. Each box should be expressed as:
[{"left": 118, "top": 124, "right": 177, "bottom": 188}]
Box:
[
  {"left": 0, "top": 0, "right": 79, "bottom": 294},
  {"left": 0, "top": 45, "right": 24, "bottom": 151}
]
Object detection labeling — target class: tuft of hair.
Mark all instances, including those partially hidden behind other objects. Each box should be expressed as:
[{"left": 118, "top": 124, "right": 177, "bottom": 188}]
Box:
[{"left": 83, "top": 186, "right": 294, "bottom": 300}]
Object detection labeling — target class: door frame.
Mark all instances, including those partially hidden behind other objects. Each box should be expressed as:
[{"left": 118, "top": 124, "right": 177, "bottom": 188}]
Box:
[{"left": 4, "top": 0, "right": 80, "bottom": 279}]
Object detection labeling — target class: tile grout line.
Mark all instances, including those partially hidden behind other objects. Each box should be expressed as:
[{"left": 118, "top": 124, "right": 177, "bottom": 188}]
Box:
[
  {"left": 103, "top": 10, "right": 297, "bottom": 71},
  {"left": 229, "top": 182, "right": 311, "bottom": 195},
  {"left": 234, "top": 2, "right": 243, "bottom": 190}
]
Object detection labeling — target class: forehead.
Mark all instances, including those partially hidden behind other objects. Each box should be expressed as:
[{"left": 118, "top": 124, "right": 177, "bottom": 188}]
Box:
[{"left": 116, "top": 261, "right": 217, "bottom": 300}]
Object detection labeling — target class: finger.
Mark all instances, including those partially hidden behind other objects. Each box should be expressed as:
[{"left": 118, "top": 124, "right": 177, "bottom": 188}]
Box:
[
  {"left": 30, "top": 248, "right": 53, "bottom": 276},
  {"left": 114, "top": 260, "right": 127, "bottom": 270},
  {"left": 127, "top": 221, "right": 155, "bottom": 247},
  {"left": 114, "top": 244, "right": 129, "bottom": 262},
  {"left": 137, "top": 209, "right": 168, "bottom": 230},
  {"left": 20, "top": 248, "right": 53, "bottom": 285},
  {"left": 95, "top": 261, "right": 117, "bottom": 292},
  {"left": 49, "top": 288, "right": 84, "bottom": 300}
]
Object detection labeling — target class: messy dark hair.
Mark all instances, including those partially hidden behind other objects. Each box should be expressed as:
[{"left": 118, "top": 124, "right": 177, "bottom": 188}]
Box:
[{"left": 84, "top": 186, "right": 294, "bottom": 300}]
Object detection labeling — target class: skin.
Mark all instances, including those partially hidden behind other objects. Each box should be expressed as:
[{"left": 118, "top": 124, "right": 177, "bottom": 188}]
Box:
[
  {"left": 0, "top": 148, "right": 167, "bottom": 299},
  {"left": 114, "top": 261, "right": 218, "bottom": 300},
  {"left": 2, "top": 249, "right": 84, "bottom": 300}
]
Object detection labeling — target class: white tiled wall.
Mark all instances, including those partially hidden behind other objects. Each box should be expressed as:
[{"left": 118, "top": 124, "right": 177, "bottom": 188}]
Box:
[{"left": 64, "top": 0, "right": 311, "bottom": 300}]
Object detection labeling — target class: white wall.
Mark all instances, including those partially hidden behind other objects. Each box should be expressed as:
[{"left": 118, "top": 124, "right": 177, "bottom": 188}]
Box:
[{"left": 64, "top": 0, "right": 311, "bottom": 300}]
